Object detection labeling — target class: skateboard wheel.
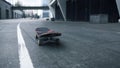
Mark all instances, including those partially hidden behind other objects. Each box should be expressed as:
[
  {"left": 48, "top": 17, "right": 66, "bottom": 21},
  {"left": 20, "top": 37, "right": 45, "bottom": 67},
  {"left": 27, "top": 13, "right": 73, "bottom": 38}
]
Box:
[
  {"left": 55, "top": 38, "right": 60, "bottom": 45},
  {"left": 38, "top": 40, "right": 43, "bottom": 46},
  {"left": 35, "top": 35, "right": 38, "bottom": 39}
]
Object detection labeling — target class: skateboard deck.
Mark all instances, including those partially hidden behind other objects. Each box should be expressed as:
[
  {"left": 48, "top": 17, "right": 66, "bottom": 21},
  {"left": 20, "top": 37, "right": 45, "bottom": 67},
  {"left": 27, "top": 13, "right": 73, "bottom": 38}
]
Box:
[{"left": 35, "top": 27, "right": 61, "bottom": 45}]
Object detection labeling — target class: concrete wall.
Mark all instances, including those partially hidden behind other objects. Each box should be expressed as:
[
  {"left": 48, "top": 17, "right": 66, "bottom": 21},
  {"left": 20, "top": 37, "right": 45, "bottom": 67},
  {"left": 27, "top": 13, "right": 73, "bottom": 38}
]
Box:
[
  {"left": 90, "top": 14, "right": 108, "bottom": 23},
  {"left": 0, "top": 0, "right": 12, "bottom": 19}
]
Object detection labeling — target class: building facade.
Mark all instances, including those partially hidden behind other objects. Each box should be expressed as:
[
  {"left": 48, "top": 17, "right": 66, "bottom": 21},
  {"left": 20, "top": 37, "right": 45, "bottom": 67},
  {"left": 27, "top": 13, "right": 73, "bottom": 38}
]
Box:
[
  {"left": 0, "top": 0, "right": 12, "bottom": 19},
  {"left": 0, "top": 0, "right": 23, "bottom": 19},
  {"left": 49, "top": 0, "right": 120, "bottom": 22}
]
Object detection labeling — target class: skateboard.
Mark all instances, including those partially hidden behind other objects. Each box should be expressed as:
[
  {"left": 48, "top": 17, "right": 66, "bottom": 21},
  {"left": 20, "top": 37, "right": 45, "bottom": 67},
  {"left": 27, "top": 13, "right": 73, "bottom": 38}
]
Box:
[{"left": 35, "top": 27, "right": 61, "bottom": 46}]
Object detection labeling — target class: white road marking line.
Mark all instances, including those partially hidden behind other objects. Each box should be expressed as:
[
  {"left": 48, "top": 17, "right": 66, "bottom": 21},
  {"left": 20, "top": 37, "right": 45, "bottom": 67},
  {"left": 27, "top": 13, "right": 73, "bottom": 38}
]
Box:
[{"left": 17, "top": 23, "right": 34, "bottom": 68}]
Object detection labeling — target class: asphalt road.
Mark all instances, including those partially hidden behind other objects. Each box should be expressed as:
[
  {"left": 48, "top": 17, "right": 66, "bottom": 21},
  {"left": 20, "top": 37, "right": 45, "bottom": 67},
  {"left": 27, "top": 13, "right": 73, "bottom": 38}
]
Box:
[{"left": 0, "top": 19, "right": 120, "bottom": 68}]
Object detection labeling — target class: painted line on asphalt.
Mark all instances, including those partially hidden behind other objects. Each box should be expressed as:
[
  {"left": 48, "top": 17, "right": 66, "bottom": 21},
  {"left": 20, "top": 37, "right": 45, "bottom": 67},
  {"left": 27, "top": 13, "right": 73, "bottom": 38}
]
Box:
[{"left": 17, "top": 23, "right": 34, "bottom": 68}]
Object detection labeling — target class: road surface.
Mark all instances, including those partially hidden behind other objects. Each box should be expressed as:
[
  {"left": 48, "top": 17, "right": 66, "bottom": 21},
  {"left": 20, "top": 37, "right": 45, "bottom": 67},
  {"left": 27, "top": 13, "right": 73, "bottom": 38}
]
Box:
[{"left": 0, "top": 19, "right": 120, "bottom": 68}]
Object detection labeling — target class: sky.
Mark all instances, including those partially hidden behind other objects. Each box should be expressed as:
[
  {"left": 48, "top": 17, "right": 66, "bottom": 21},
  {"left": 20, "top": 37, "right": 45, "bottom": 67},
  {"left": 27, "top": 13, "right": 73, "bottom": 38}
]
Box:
[{"left": 6, "top": 0, "right": 49, "bottom": 15}]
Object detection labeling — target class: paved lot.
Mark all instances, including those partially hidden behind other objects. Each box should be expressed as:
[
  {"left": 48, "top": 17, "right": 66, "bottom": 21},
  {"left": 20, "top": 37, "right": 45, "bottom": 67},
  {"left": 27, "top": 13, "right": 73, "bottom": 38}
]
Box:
[{"left": 0, "top": 19, "right": 120, "bottom": 68}]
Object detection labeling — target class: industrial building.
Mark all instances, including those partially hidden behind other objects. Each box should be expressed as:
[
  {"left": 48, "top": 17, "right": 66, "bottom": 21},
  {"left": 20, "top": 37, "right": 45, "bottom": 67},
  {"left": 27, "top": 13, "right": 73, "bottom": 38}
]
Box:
[
  {"left": 0, "top": 0, "right": 23, "bottom": 19},
  {"left": 49, "top": 0, "right": 120, "bottom": 23},
  {"left": 0, "top": 0, "right": 12, "bottom": 19}
]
